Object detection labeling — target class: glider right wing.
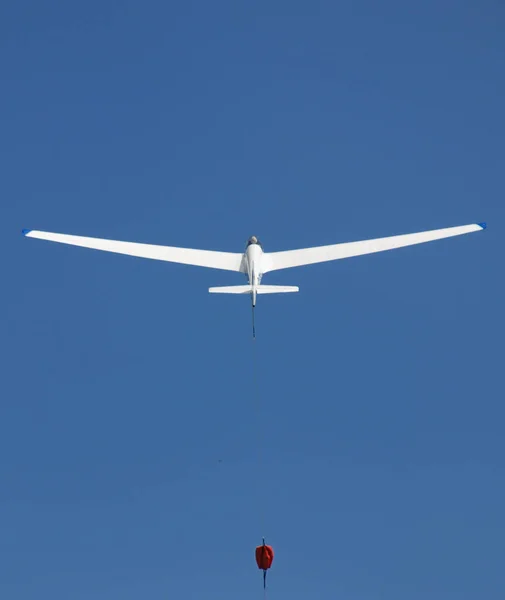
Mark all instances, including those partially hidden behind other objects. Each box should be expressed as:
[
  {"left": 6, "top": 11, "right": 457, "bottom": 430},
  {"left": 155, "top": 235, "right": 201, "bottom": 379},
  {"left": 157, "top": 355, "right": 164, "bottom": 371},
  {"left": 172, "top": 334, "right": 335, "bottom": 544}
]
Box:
[
  {"left": 22, "top": 229, "right": 244, "bottom": 272},
  {"left": 262, "top": 223, "right": 486, "bottom": 272}
]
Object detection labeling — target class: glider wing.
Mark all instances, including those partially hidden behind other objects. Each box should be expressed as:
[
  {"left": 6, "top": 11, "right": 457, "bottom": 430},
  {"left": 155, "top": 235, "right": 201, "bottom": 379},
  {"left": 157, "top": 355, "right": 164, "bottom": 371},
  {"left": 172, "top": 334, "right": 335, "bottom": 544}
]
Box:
[
  {"left": 22, "top": 229, "right": 244, "bottom": 272},
  {"left": 263, "top": 223, "right": 486, "bottom": 272}
]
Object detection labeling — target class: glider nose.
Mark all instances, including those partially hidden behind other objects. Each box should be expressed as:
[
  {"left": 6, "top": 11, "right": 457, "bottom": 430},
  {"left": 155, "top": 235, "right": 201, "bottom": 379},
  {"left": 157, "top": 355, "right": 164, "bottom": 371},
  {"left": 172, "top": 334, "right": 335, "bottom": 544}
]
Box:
[{"left": 246, "top": 236, "right": 262, "bottom": 249}]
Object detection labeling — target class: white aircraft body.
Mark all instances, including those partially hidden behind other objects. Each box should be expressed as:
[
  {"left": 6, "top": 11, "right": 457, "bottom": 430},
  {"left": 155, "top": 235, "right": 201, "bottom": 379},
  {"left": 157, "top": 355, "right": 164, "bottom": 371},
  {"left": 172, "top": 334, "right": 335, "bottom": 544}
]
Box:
[{"left": 23, "top": 222, "right": 486, "bottom": 308}]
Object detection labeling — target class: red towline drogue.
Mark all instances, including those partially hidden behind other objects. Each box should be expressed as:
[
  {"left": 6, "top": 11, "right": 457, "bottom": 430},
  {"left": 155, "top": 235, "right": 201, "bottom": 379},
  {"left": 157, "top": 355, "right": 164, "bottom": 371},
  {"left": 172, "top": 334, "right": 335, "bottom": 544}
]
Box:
[{"left": 255, "top": 539, "right": 274, "bottom": 590}]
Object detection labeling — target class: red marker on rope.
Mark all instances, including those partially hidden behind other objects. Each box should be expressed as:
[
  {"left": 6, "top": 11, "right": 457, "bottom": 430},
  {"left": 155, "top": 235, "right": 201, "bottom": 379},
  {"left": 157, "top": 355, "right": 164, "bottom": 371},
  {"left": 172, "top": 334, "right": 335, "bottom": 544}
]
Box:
[{"left": 255, "top": 538, "right": 274, "bottom": 591}]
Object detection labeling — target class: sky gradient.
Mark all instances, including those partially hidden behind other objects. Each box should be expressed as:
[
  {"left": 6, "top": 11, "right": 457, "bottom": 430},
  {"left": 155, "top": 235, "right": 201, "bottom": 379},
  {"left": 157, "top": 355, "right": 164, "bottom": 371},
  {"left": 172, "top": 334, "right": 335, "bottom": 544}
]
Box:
[{"left": 1, "top": 1, "right": 503, "bottom": 599}]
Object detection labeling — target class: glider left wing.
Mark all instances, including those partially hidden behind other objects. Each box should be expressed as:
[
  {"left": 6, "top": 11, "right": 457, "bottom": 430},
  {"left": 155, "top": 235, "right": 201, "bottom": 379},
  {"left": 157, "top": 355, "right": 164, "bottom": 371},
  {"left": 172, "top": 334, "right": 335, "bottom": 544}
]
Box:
[
  {"left": 22, "top": 229, "right": 244, "bottom": 272},
  {"left": 262, "top": 223, "right": 486, "bottom": 272}
]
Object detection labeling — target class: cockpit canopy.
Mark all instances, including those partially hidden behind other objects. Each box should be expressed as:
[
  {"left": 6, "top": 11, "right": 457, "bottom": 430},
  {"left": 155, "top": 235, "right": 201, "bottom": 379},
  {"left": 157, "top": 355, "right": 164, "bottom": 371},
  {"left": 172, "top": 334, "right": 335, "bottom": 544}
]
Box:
[{"left": 246, "top": 235, "right": 263, "bottom": 248}]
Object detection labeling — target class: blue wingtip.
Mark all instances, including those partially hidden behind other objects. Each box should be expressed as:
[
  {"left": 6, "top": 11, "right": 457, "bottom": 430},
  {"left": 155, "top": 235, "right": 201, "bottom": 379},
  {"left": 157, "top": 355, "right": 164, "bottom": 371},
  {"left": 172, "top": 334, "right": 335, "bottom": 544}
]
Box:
[
  {"left": 22, "top": 228, "right": 32, "bottom": 235},
  {"left": 478, "top": 222, "right": 487, "bottom": 230}
]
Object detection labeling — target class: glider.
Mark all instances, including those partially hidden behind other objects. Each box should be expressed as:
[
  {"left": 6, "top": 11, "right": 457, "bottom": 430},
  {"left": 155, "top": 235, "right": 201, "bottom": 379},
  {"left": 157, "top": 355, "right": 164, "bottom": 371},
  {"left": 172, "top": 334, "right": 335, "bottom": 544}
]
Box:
[{"left": 22, "top": 222, "right": 485, "bottom": 308}]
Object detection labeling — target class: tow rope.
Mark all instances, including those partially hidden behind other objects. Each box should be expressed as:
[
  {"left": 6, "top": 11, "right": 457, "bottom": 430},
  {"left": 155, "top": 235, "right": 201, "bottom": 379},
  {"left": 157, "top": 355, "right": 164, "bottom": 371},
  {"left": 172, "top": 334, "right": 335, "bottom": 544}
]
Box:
[
  {"left": 251, "top": 306, "right": 274, "bottom": 594},
  {"left": 251, "top": 302, "right": 256, "bottom": 339}
]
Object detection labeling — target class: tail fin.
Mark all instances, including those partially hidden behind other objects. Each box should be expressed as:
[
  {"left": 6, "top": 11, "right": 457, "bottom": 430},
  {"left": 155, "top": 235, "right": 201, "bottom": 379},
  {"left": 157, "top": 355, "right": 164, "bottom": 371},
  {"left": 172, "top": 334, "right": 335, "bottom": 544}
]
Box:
[{"left": 209, "top": 285, "right": 298, "bottom": 294}]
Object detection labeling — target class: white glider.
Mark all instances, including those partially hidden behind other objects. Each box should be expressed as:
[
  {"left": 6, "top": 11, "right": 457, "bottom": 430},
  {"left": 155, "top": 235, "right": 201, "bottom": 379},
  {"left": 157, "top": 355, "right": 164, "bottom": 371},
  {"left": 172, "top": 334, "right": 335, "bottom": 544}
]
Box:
[{"left": 22, "top": 222, "right": 486, "bottom": 307}]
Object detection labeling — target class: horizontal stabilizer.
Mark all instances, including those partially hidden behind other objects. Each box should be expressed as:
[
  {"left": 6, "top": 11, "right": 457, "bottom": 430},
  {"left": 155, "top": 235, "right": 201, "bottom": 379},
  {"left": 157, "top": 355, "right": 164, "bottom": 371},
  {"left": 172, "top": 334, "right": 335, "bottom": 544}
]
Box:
[
  {"left": 209, "top": 285, "right": 253, "bottom": 294},
  {"left": 256, "top": 285, "right": 299, "bottom": 294},
  {"left": 209, "top": 285, "right": 299, "bottom": 294}
]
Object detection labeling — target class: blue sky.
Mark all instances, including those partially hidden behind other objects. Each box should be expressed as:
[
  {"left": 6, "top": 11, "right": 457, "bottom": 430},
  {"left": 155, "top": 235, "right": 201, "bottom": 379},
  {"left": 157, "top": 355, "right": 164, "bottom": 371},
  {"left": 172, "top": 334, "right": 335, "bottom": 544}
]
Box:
[{"left": 1, "top": 1, "right": 503, "bottom": 598}]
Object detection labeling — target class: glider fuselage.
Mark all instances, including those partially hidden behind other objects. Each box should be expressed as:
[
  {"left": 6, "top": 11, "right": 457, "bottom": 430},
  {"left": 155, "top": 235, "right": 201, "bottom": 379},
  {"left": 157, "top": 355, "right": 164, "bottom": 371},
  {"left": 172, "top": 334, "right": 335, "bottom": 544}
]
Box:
[{"left": 243, "top": 237, "right": 264, "bottom": 306}]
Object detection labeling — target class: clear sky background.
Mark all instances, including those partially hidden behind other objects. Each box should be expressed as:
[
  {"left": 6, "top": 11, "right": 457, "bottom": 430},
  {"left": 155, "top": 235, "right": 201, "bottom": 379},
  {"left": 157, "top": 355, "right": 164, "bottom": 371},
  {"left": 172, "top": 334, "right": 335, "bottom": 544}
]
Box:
[{"left": 1, "top": 1, "right": 503, "bottom": 599}]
